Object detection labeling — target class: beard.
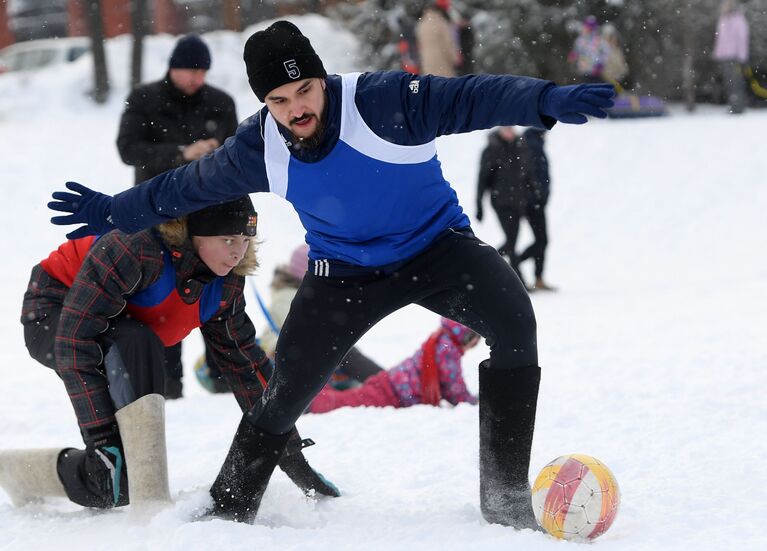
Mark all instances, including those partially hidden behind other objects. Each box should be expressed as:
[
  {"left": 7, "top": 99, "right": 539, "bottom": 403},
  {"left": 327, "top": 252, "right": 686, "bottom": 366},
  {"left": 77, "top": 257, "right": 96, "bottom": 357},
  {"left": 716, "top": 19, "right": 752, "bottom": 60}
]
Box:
[{"left": 290, "top": 101, "right": 328, "bottom": 151}]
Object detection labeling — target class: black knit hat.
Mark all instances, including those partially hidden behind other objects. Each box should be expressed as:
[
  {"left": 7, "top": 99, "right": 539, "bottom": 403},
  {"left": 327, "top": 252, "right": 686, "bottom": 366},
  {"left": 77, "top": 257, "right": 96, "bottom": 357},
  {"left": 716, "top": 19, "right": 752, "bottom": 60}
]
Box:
[
  {"left": 243, "top": 21, "right": 327, "bottom": 101},
  {"left": 169, "top": 35, "right": 211, "bottom": 70},
  {"left": 186, "top": 197, "right": 257, "bottom": 237}
]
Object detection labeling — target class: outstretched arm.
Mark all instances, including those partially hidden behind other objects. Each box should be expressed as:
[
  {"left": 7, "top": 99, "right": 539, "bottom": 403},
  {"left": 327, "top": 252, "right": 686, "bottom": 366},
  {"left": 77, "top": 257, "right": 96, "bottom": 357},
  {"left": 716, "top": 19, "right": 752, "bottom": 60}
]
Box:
[
  {"left": 49, "top": 114, "right": 271, "bottom": 236},
  {"left": 355, "top": 71, "right": 615, "bottom": 145}
]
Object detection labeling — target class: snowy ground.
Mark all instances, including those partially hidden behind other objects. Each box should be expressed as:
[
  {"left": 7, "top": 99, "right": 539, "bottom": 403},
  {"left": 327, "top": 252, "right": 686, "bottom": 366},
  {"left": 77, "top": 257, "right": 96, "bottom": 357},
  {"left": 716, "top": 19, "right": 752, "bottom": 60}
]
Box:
[{"left": 1, "top": 15, "right": 766, "bottom": 551}]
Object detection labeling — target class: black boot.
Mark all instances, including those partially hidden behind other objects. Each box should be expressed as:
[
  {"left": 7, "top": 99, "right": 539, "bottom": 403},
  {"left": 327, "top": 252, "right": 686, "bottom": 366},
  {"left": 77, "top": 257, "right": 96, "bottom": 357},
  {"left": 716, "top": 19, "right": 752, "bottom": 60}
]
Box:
[
  {"left": 479, "top": 361, "right": 541, "bottom": 530},
  {"left": 208, "top": 414, "right": 291, "bottom": 523}
]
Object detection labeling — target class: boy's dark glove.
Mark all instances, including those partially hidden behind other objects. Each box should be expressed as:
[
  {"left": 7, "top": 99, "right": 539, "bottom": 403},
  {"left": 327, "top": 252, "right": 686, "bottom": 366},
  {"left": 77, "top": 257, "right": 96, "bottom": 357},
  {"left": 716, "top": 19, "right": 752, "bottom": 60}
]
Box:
[
  {"left": 85, "top": 440, "right": 128, "bottom": 508},
  {"left": 476, "top": 204, "right": 484, "bottom": 222},
  {"left": 279, "top": 450, "right": 341, "bottom": 498},
  {"left": 59, "top": 430, "right": 129, "bottom": 508},
  {"left": 48, "top": 181, "right": 115, "bottom": 239},
  {"left": 539, "top": 83, "right": 615, "bottom": 124},
  {"left": 278, "top": 430, "right": 340, "bottom": 498}
]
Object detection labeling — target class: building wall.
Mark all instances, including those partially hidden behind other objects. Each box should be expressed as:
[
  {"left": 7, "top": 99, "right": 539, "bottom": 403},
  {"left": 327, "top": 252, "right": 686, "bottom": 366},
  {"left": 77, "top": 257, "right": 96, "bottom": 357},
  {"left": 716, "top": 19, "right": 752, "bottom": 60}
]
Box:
[{"left": 0, "top": 0, "right": 15, "bottom": 49}]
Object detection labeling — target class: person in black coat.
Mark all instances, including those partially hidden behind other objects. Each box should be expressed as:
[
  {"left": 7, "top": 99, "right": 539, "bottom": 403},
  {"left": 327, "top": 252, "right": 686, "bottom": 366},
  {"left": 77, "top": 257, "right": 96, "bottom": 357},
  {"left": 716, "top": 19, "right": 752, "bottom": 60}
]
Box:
[
  {"left": 476, "top": 126, "right": 534, "bottom": 278},
  {"left": 117, "top": 35, "right": 238, "bottom": 185},
  {"left": 116, "top": 35, "right": 239, "bottom": 398},
  {"left": 518, "top": 128, "right": 555, "bottom": 291}
]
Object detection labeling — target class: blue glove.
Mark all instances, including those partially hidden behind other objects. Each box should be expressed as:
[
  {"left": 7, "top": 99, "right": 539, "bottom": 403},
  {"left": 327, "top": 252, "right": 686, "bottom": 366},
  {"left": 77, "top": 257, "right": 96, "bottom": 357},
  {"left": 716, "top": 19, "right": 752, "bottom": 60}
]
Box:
[
  {"left": 48, "top": 181, "right": 115, "bottom": 239},
  {"left": 539, "top": 83, "right": 616, "bottom": 124}
]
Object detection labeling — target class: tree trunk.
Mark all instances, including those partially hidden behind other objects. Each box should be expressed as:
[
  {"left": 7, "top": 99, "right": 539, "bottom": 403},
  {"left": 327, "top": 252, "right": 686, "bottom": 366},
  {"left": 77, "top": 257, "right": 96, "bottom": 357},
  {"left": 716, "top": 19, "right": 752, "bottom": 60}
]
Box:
[
  {"left": 223, "top": 0, "right": 242, "bottom": 32},
  {"left": 131, "top": 0, "right": 148, "bottom": 88},
  {"left": 681, "top": 4, "right": 696, "bottom": 111},
  {"left": 85, "top": 0, "right": 109, "bottom": 103}
]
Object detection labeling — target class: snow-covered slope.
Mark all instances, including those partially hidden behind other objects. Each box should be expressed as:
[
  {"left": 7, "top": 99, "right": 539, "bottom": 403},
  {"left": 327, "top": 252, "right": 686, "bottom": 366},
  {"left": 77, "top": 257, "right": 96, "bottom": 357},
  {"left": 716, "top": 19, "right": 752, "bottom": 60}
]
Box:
[{"left": 1, "top": 14, "right": 766, "bottom": 551}]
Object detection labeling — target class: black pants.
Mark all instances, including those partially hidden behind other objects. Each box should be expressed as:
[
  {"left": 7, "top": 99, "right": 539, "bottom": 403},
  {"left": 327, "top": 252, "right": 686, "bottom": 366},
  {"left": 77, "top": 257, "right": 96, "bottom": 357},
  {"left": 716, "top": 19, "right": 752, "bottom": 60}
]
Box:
[
  {"left": 492, "top": 203, "right": 524, "bottom": 270},
  {"left": 251, "top": 231, "right": 537, "bottom": 434},
  {"left": 164, "top": 342, "right": 183, "bottom": 380},
  {"left": 518, "top": 202, "right": 548, "bottom": 278},
  {"left": 24, "top": 309, "right": 166, "bottom": 412},
  {"left": 338, "top": 346, "right": 383, "bottom": 382}
]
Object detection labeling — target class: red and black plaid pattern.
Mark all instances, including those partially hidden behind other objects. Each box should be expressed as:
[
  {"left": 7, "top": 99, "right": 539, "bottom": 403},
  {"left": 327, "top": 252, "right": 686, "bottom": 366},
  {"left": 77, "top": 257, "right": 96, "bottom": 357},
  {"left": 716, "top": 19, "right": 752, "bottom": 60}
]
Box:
[
  {"left": 53, "top": 230, "right": 164, "bottom": 436},
  {"left": 26, "top": 229, "right": 269, "bottom": 438}
]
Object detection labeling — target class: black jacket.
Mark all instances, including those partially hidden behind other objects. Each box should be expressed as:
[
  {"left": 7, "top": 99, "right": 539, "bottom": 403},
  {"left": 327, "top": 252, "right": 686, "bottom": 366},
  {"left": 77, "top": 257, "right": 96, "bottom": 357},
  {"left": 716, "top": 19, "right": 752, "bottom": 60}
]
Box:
[
  {"left": 522, "top": 128, "right": 551, "bottom": 206},
  {"left": 477, "top": 130, "right": 534, "bottom": 211},
  {"left": 116, "top": 76, "right": 238, "bottom": 184}
]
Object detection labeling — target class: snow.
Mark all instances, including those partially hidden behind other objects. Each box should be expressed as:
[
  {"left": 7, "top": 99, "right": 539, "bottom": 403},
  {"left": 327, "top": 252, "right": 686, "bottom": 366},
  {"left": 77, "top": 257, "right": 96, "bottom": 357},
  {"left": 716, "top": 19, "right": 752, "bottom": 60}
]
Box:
[{"left": 1, "top": 14, "right": 767, "bottom": 551}]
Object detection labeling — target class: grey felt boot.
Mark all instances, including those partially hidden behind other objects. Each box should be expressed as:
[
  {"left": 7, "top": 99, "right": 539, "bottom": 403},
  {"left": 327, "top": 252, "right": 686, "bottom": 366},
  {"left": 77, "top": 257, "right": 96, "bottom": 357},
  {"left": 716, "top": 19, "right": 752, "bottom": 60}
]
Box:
[
  {"left": 0, "top": 448, "right": 67, "bottom": 506},
  {"left": 115, "top": 393, "right": 172, "bottom": 514}
]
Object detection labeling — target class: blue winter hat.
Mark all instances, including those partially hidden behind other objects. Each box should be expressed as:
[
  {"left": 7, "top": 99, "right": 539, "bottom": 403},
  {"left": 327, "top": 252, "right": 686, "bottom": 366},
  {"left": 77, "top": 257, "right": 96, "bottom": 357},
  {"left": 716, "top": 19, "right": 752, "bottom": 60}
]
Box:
[{"left": 169, "top": 35, "right": 211, "bottom": 70}]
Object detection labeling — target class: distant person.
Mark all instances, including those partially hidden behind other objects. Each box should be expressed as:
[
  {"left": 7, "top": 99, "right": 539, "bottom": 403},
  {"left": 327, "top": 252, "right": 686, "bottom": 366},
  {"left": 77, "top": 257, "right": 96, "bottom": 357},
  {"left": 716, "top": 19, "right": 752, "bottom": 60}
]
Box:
[
  {"left": 398, "top": 38, "right": 420, "bottom": 75},
  {"left": 259, "top": 244, "right": 384, "bottom": 389},
  {"left": 713, "top": 0, "right": 750, "bottom": 114},
  {"left": 455, "top": 10, "right": 475, "bottom": 76},
  {"left": 569, "top": 15, "right": 610, "bottom": 83},
  {"left": 309, "top": 318, "right": 479, "bottom": 413},
  {"left": 415, "top": 0, "right": 460, "bottom": 77},
  {"left": 517, "top": 128, "right": 555, "bottom": 292},
  {"left": 476, "top": 126, "right": 534, "bottom": 279},
  {"left": 396, "top": 12, "right": 421, "bottom": 75},
  {"left": 116, "top": 35, "right": 238, "bottom": 398},
  {"left": 601, "top": 23, "right": 629, "bottom": 87}
]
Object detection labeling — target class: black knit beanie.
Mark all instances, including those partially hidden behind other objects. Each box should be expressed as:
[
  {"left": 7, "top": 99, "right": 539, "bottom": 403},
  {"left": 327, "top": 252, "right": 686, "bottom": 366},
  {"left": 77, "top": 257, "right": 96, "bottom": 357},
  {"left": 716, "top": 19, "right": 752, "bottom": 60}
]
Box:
[
  {"left": 169, "top": 35, "right": 211, "bottom": 70},
  {"left": 186, "top": 197, "right": 257, "bottom": 237},
  {"left": 243, "top": 21, "right": 327, "bottom": 101}
]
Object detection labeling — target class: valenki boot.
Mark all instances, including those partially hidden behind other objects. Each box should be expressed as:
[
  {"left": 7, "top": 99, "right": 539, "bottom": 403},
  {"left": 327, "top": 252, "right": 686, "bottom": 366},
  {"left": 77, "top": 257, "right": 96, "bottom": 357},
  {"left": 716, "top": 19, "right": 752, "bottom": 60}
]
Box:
[
  {"left": 208, "top": 414, "right": 291, "bottom": 523},
  {"left": 0, "top": 448, "right": 67, "bottom": 506},
  {"left": 115, "top": 393, "right": 172, "bottom": 514},
  {"left": 479, "top": 360, "right": 542, "bottom": 530}
]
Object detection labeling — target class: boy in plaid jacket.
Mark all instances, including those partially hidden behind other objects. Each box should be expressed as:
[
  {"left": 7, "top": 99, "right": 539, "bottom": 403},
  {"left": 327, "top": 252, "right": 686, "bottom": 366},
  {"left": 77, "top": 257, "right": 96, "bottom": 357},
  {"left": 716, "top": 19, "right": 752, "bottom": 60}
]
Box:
[{"left": 3, "top": 197, "right": 337, "bottom": 511}]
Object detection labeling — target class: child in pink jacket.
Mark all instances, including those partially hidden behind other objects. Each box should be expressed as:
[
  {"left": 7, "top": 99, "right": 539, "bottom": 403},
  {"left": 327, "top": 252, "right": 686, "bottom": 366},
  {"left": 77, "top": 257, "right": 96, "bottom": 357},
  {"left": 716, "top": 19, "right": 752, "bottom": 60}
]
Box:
[{"left": 309, "top": 318, "right": 479, "bottom": 413}]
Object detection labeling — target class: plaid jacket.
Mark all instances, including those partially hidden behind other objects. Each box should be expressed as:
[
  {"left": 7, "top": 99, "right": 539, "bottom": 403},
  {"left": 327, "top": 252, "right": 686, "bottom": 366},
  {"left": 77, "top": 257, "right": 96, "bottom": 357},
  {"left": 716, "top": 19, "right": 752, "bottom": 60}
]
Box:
[{"left": 22, "top": 229, "right": 270, "bottom": 441}]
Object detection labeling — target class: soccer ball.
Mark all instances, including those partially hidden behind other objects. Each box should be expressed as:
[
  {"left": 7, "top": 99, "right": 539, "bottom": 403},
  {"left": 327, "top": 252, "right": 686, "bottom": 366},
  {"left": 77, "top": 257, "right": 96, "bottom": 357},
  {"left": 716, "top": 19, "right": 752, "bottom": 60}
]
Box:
[{"left": 531, "top": 454, "right": 620, "bottom": 541}]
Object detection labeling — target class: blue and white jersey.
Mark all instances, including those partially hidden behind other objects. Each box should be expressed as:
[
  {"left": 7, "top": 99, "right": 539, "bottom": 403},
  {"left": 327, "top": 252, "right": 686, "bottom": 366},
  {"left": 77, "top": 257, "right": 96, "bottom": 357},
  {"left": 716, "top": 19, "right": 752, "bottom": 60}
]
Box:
[
  {"left": 263, "top": 73, "right": 467, "bottom": 266},
  {"left": 111, "top": 70, "right": 555, "bottom": 267}
]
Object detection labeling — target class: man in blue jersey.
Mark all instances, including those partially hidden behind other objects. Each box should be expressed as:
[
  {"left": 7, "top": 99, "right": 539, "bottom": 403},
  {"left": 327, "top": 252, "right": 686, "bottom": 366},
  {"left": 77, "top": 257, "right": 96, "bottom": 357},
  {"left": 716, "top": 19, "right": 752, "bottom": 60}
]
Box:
[{"left": 48, "top": 21, "right": 615, "bottom": 528}]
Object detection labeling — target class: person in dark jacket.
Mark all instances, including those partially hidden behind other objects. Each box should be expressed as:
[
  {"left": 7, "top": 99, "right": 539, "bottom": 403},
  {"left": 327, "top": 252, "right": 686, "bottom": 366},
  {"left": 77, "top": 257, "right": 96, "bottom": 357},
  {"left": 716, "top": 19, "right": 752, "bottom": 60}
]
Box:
[
  {"left": 116, "top": 35, "right": 239, "bottom": 399},
  {"left": 517, "top": 128, "right": 555, "bottom": 291},
  {"left": 49, "top": 21, "right": 615, "bottom": 527},
  {"left": 476, "top": 126, "right": 534, "bottom": 278},
  {"left": 117, "top": 35, "right": 238, "bottom": 184},
  {"left": 1, "top": 198, "right": 338, "bottom": 513}
]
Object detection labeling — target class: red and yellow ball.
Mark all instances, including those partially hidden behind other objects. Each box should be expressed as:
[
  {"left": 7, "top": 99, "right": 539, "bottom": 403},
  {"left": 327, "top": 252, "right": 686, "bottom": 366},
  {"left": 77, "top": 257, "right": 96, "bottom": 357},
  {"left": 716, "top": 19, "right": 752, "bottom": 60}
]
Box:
[{"left": 532, "top": 454, "right": 620, "bottom": 541}]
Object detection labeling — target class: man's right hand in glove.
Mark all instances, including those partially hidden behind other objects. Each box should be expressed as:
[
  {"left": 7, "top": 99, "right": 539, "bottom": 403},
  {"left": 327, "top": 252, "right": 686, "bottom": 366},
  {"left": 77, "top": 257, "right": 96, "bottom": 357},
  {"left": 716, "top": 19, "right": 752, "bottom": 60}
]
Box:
[{"left": 48, "top": 181, "right": 115, "bottom": 239}]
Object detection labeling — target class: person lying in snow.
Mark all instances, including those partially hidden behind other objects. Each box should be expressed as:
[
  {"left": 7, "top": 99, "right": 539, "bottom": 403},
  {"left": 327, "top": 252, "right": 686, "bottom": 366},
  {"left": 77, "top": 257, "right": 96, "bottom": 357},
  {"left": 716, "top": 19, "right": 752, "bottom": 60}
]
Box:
[
  {"left": 0, "top": 197, "right": 337, "bottom": 513},
  {"left": 309, "top": 318, "right": 479, "bottom": 413}
]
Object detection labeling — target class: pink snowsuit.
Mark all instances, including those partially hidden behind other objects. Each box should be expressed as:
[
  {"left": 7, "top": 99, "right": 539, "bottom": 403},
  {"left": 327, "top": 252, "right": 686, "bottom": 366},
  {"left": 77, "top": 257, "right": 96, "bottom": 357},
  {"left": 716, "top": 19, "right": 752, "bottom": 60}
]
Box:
[{"left": 309, "top": 319, "right": 477, "bottom": 413}]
